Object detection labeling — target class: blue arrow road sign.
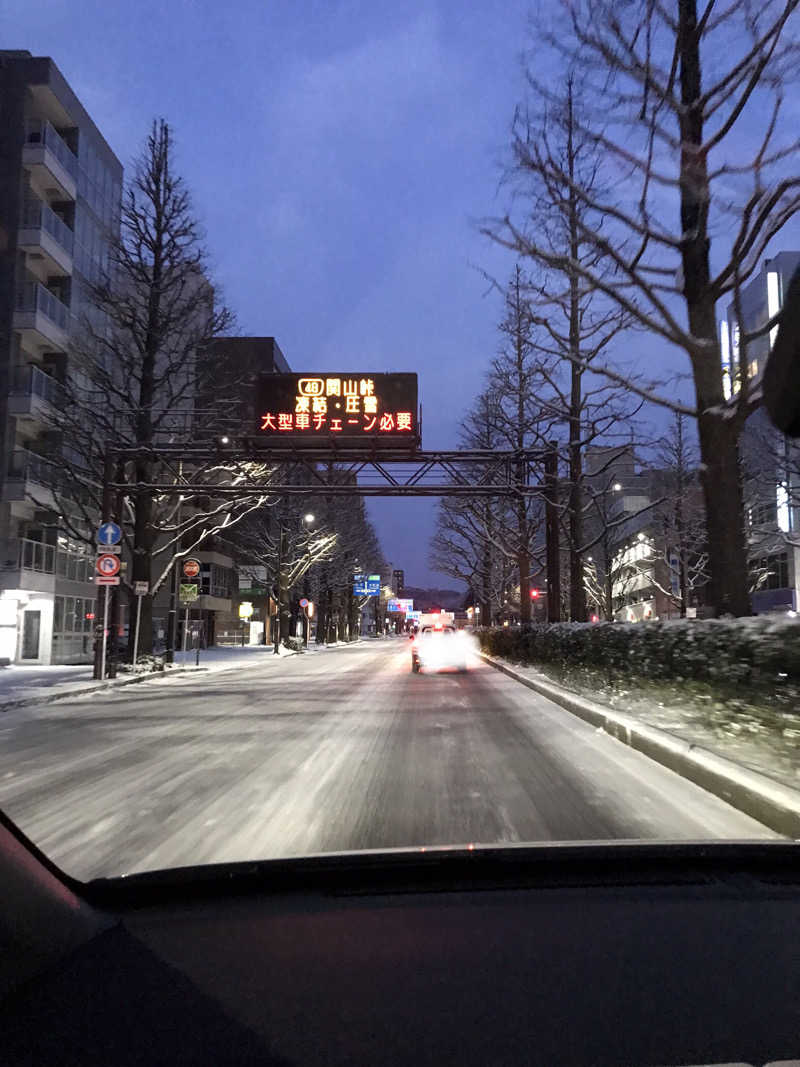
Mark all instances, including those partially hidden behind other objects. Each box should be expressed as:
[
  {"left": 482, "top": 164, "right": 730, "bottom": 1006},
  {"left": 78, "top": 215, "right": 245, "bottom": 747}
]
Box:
[{"left": 97, "top": 521, "right": 122, "bottom": 546}]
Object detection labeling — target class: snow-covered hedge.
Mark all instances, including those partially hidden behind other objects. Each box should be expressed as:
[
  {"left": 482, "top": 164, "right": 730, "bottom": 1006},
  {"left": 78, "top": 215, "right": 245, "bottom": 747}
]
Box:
[{"left": 479, "top": 618, "right": 800, "bottom": 696}]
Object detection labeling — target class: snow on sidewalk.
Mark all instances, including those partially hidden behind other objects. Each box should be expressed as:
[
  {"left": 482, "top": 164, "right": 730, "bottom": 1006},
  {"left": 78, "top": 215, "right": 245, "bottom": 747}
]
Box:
[
  {"left": 0, "top": 640, "right": 366, "bottom": 708},
  {"left": 0, "top": 664, "right": 95, "bottom": 707}
]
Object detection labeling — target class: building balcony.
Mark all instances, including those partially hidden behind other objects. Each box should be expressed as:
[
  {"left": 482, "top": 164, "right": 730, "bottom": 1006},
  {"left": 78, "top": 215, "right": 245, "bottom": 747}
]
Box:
[
  {"left": 195, "top": 594, "right": 233, "bottom": 613},
  {"left": 13, "top": 279, "right": 70, "bottom": 353},
  {"left": 7, "top": 364, "right": 64, "bottom": 425},
  {"left": 18, "top": 199, "right": 74, "bottom": 276},
  {"left": 4, "top": 449, "right": 59, "bottom": 510},
  {"left": 22, "top": 119, "right": 78, "bottom": 201},
  {"left": 0, "top": 537, "right": 94, "bottom": 595}
]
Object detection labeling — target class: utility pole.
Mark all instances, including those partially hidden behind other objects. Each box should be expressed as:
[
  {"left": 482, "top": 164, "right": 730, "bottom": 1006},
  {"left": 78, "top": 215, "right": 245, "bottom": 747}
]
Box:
[
  {"left": 273, "top": 523, "right": 287, "bottom": 654},
  {"left": 93, "top": 449, "right": 114, "bottom": 680},
  {"left": 165, "top": 459, "right": 183, "bottom": 664}
]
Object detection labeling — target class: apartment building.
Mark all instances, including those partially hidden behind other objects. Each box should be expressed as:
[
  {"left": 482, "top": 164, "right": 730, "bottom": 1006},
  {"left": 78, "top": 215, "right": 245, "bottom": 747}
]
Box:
[
  {"left": 0, "top": 51, "right": 122, "bottom": 664},
  {"left": 720, "top": 251, "right": 800, "bottom": 614},
  {"left": 582, "top": 446, "right": 709, "bottom": 621}
]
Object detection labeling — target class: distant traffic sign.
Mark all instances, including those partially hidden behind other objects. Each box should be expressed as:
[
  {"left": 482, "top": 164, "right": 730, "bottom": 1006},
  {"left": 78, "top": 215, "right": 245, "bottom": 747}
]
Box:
[
  {"left": 96, "top": 521, "right": 122, "bottom": 547},
  {"left": 180, "top": 583, "right": 199, "bottom": 603},
  {"left": 299, "top": 597, "right": 309, "bottom": 608},
  {"left": 96, "top": 554, "right": 121, "bottom": 577},
  {"left": 387, "top": 598, "right": 413, "bottom": 613},
  {"left": 354, "top": 573, "right": 381, "bottom": 596},
  {"left": 134, "top": 581, "right": 149, "bottom": 596},
  {"left": 95, "top": 575, "right": 120, "bottom": 586},
  {"left": 182, "top": 558, "right": 201, "bottom": 579}
]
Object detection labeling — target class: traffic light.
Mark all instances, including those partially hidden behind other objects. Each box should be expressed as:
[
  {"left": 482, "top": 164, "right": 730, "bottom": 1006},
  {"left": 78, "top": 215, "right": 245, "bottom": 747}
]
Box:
[{"left": 530, "top": 589, "right": 540, "bottom": 599}]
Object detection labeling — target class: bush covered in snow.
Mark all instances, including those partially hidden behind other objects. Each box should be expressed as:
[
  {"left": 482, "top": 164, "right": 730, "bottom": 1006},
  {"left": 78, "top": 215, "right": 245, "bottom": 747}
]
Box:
[{"left": 479, "top": 617, "right": 800, "bottom": 699}]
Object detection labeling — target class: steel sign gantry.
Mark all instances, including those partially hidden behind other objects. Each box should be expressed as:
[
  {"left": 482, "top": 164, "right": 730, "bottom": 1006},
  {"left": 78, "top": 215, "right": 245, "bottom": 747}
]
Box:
[{"left": 105, "top": 445, "right": 547, "bottom": 497}]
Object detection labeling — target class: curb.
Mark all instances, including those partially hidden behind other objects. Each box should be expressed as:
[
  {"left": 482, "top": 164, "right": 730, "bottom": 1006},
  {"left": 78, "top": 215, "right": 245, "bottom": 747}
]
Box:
[
  {"left": 0, "top": 665, "right": 206, "bottom": 712},
  {"left": 480, "top": 653, "right": 800, "bottom": 839}
]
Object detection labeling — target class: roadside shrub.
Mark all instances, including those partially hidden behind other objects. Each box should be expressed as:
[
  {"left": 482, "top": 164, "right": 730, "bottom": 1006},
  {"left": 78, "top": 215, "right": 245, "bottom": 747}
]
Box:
[{"left": 478, "top": 618, "right": 800, "bottom": 703}]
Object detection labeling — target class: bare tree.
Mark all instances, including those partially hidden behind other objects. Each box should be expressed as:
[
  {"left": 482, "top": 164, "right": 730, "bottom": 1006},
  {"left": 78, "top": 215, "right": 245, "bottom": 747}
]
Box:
[
  {"left": 232, "top": 499, "right": 337, "bottom": 644},
  {"left": 488, "top": 266, "right": 545, "bottom": 623},
  {"left": 502, "top": 76, "right": 644, "bottom": 621},
  {"left": 311, "top": 490, "right": 387, "bottom": 645},
  {"left": 485, "top": 0, "right": 800, "bottom": 616},
  {"left": 430, "top": 389, "right": 521, "bottom": 624},
  {"left": 38, "top": 119, "right": 265, "bottom": 659},
  {"left": 648, "top": 413, "right": 709, "bottom": 616}
]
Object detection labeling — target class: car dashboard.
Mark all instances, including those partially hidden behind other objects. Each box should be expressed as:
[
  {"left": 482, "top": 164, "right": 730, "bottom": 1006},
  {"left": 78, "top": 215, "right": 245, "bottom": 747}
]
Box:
[{"left": 0, "top": 811, "right": 798, "bottom": 1066}]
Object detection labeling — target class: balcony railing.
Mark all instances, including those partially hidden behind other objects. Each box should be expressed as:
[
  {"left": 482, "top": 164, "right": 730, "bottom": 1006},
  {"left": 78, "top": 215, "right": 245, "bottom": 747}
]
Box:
[
  {"left": 7, "top": 447, "right": 59, "bottom": 486},
  {"left": 21, "top": 198, "right": 74, "bottom": 255},
  {"left": 10, "top": 364, "right": 65, "bottom": 408},
  {"left": 55, "top": 544, "right": 94, "bottom": 583},
  {"left": 8, "top": 538, "right": 94, "bottom": 583},
  {"left": 15, "top": 279, "right": 70, "bottom": 332},
  {"left": 24, "top": 119, "right": 79, "bottom": 179},
  {"left": 18, "top": 537, "right": 55, "bottom": 573}
]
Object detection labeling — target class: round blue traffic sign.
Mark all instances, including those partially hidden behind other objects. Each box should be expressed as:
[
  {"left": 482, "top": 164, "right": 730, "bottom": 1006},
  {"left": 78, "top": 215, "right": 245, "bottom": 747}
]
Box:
[{"left": 97, "top": 521, "right": 122, "bottom": 546}]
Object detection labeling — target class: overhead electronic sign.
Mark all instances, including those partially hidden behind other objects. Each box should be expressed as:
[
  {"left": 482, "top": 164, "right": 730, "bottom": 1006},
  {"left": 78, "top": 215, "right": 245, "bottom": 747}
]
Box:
[{"left": 257, "top": 373, "right": 418, "bottom": 446}]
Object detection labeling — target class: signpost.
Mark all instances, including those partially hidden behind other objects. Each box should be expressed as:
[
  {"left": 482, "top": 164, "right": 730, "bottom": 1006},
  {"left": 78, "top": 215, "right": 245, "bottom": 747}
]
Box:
[
  {"left": 182, "top": 558, "right": 201, "bottom": 579},
  {"left": 132, "top": 580, "right": 149, "bottom": 668},
  {"left": 180, "top": 583, "right": 199, "bottom": 652},
  {"left": 95, "top": 550, "right": 123, "bottom": 679},
  {"left": 299, "top": 597, "right": 311, "bottom": 647},
  {"left": 257, "top": 373, "right": 419, "bottom": 447}
]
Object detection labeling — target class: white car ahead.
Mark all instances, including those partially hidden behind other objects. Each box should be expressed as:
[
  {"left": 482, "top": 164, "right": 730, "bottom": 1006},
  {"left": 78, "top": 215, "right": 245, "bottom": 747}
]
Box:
[{"left": 410, "top": 623, "right": 473, "bottom": 673}]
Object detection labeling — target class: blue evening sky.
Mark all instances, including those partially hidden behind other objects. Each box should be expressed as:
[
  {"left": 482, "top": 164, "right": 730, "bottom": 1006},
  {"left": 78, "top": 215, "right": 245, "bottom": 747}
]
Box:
[
  {"left": 12, "top": 0, "right": 540, "bottom": 586},
  {"left": 10, "top": 1, "right": 800, "bottom": 587}
]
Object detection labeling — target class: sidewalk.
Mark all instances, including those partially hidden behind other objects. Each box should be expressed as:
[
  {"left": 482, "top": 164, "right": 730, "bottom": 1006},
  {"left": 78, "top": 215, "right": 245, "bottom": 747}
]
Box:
[{"left": 0, "top": 640, "right": 365, "bottom": 710}]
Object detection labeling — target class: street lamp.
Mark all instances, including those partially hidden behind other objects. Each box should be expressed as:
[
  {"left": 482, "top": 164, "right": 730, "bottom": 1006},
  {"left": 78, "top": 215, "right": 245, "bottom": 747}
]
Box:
[
  {"left": 304, "top": 512, "right": 315, "bottom": 525},
  {"left": 613, "top": 482, "right": 622, "bottom": 492}
]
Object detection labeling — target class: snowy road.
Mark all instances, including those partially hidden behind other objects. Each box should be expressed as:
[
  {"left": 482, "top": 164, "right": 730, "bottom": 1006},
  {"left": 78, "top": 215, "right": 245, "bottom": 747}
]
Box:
[{"left": 0, "top": 639, "right": 775, "bottom": 880}]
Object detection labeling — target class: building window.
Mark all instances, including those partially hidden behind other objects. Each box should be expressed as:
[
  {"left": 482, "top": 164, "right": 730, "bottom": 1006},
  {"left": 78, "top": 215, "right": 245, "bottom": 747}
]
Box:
[
  {"left": 777, "top": 482, "right": 791, "bottom": 533},
  {"left": 199, "top": 563, "right": 234, "bottom": 600},
  {"left": 749, "top": 501, "right": 778, "bottom": 526},
  {"left": 52, "top": 594, "right": 95, "bottom": 663},
  {"left": 750, "top": 552, "right": 789, "bottom": 590}
]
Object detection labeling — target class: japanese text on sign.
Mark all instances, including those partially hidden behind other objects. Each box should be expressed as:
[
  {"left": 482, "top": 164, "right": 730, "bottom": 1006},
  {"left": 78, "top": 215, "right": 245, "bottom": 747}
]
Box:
[{"left": 257, "top": 373, "right": 418, "bottom": 446}]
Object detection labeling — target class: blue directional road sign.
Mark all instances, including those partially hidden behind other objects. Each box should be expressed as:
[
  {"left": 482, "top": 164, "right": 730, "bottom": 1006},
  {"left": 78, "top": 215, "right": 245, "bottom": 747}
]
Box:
[
  {"left": 97, "top": 521, "right": 122, "bottom": 547},
  {"left": 354, "top": 573, "right": 381, "bottom": 596}
]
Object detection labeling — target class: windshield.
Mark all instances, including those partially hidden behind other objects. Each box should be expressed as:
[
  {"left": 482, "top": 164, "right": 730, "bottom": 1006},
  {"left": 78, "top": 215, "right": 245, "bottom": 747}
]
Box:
[{"left": 1, "top": 3, "right": 799, "bottom": 882}]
